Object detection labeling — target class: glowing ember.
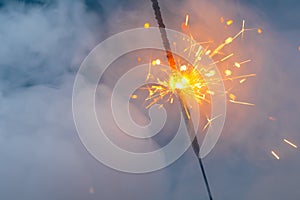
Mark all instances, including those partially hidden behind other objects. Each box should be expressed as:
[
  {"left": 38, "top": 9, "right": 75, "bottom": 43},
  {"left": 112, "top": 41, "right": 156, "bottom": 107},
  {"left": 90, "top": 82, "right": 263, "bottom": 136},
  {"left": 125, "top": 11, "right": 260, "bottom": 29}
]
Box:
[
  {"left": 131, "top": 94, "right": 138, "bottom": 99},
  {"left": 271, "top": 151, "right": 280, "bottom": 160}
]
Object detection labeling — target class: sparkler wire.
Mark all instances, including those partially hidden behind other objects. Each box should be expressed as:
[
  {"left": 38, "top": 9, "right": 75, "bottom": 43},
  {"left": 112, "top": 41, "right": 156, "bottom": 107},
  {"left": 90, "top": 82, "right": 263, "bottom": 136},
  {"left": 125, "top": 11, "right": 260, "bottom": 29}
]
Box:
[{"left": 150, "top": 1, "right": 214, "bottom": 199}]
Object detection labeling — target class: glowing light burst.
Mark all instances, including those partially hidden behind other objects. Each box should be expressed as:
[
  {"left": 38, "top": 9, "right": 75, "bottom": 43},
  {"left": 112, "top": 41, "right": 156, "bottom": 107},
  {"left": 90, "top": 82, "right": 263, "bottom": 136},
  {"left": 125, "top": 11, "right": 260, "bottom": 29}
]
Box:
[{"left": 142, "top": 17, "right": 257, "bottom": 113}]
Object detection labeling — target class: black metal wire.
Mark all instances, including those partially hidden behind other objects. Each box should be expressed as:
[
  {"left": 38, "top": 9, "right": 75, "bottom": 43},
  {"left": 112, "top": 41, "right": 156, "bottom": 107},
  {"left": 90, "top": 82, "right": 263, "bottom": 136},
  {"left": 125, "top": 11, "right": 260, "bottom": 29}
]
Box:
[
  {"left": 150, "top": 0, "right": 176, "bottom": 70},
  {"left": 150, "top": 1, "right": 214, "bottom": 199}
]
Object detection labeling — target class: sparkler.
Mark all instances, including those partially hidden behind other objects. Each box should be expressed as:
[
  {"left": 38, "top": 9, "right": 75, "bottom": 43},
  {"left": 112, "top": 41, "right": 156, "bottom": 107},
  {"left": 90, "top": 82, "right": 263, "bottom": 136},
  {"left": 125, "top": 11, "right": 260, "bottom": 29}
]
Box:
[
  {"left": 151, "top": 0, "right": 213, "bottom": 199},
  {"left": 147, "top": 0, "right": 297, "bottom": 197}
]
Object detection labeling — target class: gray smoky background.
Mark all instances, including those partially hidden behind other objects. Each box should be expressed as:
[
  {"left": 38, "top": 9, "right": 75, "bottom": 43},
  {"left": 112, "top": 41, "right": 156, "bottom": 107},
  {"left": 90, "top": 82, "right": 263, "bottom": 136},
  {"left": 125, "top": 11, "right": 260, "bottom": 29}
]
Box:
[{"left": 0, "top": 0, "right": 300, "bottom": 200}]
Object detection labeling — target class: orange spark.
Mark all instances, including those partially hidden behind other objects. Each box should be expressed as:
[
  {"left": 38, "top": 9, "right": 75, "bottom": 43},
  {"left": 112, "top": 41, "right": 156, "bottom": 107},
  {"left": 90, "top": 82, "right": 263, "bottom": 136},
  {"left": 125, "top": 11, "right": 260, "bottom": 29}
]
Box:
[
  {"left": 226, "top": 19, "right": 233, "bottom": 26},
  {"left": 225, "top": 69, "right": 232, "bottom": 76},
  {"left": 180, "top": 65, "right": 187, "bottom": 71},
  {"left": 185, "top": 14, "right": 189, "bottom": 26},
  {"left": 229, "top": 100, "right": 255, "bottom": 106},
  {"left": 257, "top": 28, "right": 262, "bottom": 34},
  {"left": 229, "top": 93, "right": 236, "bottom": 101},
  {"left": 239, "top": 78, "right": 246, "bottom": 83},
  {"left": 131, "top": 94, "right": 138, "bottom": 99},
  {"left": 283, "top": 139, "right": 298, "bottom": 148},
  {"left": 234, "top": 60, "right": 251, "bottom": 68},
  {"left": 271, "top": 151, "right": 280, "bottom": 160}
]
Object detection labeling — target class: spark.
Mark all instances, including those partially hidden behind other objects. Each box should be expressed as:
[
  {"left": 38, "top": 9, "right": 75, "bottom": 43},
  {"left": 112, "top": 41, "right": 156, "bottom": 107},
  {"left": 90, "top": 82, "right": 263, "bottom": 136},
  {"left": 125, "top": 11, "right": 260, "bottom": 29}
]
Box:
[
  {"left": 257, "top": 28, "right": 263, "bottom": 34},
  {"left": 234, "top": 60, "right": 251, "bottom": 68},
  {"left": 221, "top": 53, "right": 234, "bottom": 62},
  {"left": 203, "top": 114, "right": 222, "bottom": 131},
  {"left": 224, "top": 69, "right": 232, "bottom": 76},
  {"left": 271, "top": 151, "right": 280, "bottom": 160},
  {"left": 131, "top": 94, "right": 138, "bottom": 99},
  {"left": 185, "top": 14, "right": 189, "bottom": 26},
  {"left": 283, "top": 139, "right": 298, "bottom": 148},
  {"left": 226, "top": 19, "right": 233, "bottom": 26},
  {"left": 151, "top": 60, "right": 156, "bottom": 66},
  {"left": 229, "top": 100, "right": 255, "bottom": 106},
  {"left": 144, "top": 22, "right": 150, "bottom": 28}
]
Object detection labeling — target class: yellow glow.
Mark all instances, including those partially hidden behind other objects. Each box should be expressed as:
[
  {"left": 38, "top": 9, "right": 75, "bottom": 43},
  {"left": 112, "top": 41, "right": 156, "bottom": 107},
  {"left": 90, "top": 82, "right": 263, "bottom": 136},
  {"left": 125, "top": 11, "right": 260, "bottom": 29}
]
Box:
[
  {"left": 180, "top": 65, "right": 187, "bottom": 71},
  {"left": 225, "top": 37, "right": 233, "bottom": 44},
  {"left": 131, "top": 94, "right": 138, "bottom": 99},
  {"left": 226, "top": 20, "right": 234, "bottom": 26},
  {"left": 257, "top": 28, "right": 262, "bottom": 34},
  {"left": 234, "top": 62, "right": 241, "bottom": 68},
  {"left": 239, "top": 78, "right": 246, "bottom": 83},
  {"left": 225, "top": 69, "right": 232, "bottom": 76},
  {"left": 144, "top": 22, "right": 150, "bottom": 28},
  {"left": 143, "top": 19, "right": 258, "bottom": 133},
  {"left": 229, "top": 93, "right": 236, "bottom": 101},
  {"left": 152, "top": 60, "right": 156, "bottom": 66}
]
